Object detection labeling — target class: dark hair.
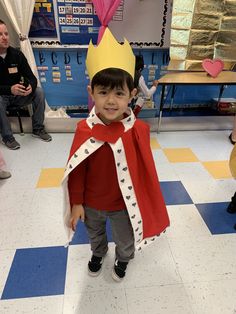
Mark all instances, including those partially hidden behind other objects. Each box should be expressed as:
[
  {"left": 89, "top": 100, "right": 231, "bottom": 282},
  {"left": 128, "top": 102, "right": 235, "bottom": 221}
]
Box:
[
  {"left": 0, "top": 19, "right": 6, "bottom": 25},
  {"left": 91, "top": 68, "right": 134, "bottom": 93},
  {"left": 135, "top": 55, "right": 144, "bottom": 72},
  {"left": 133, "top": 55, "right": 144, "bottom": 88}
]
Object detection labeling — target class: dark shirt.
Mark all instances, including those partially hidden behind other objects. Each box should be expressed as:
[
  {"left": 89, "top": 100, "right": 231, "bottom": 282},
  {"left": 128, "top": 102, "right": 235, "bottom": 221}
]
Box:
[{"left": 0, "top": 46, "right": 37, "bottom": 95}]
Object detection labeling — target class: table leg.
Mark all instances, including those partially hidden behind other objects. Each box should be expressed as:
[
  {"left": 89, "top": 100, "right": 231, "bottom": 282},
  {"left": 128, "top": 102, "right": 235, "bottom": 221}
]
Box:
[
  {"left": 217, "top": 84, "right": 225, "bottom": 105},
  {"left": 157, "top": 84, "right": 166, "bottom": 132},
  {"left": 169, "top": 85, "right": 176, "bottom": 111}
]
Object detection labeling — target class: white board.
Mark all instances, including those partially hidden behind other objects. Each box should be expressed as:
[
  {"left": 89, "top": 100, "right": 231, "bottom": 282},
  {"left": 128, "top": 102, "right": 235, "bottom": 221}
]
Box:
[{"left": 109, "top": 0, "right": 172, "bottom": 47}]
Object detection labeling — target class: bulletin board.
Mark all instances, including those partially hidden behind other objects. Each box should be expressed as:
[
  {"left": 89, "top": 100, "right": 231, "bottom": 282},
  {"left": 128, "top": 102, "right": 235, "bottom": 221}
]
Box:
[
  {"left": 57, "top": 0, "right": 100, "bottom": 44},
  {"left": 29, "top": 0, "right": 172, "bottom": 48}
]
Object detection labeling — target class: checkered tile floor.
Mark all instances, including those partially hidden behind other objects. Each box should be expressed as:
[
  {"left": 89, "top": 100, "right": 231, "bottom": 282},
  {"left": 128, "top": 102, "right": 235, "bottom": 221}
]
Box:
[{"left": 0, "top": 130, "right": 235, "bottom": 314}]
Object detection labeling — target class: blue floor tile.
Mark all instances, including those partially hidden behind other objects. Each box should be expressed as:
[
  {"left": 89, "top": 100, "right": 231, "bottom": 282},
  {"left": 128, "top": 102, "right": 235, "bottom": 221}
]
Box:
[
  {"left": 1, "top": 246, "right": 68, "bottom": 300},
  {"left": 70, "top": 219, "right": 113, "bottom": 245},
  {"left": 70, "top": 220, "right": 89, "bottom": 245},
  {"left": 196, "top": 202, "right": 236, "bottom": 235},
  {"left": 160, "top": 181, "right": 193, "bottom": 205}
]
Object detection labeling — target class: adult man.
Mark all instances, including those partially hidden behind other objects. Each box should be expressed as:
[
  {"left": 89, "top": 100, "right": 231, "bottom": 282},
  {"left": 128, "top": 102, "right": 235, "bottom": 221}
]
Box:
[{"left": 0, "top": 19, "right": 51, "bottom": 150}]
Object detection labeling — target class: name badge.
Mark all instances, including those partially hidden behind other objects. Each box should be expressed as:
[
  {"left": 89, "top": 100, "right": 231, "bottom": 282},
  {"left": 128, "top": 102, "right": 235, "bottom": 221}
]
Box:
[{"left": 8, "top": 67, "right": 18, "bottom": 74}]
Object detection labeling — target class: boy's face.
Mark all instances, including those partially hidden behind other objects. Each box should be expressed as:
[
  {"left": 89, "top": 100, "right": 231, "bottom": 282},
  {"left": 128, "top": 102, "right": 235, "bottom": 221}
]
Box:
[{"left": 88, "top": 83, "right": 136, "bottom": 124}]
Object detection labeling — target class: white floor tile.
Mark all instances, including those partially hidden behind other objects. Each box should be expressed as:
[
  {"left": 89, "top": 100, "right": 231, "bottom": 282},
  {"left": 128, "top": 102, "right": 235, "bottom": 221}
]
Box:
[
  {"left": 157, "top": 130, "right": 209, "bottom": 148},
  {"left": 123, "top": 237, "right": 182, "bottom": 289},
  {"left": 0, "top": 188, "right": 68, "bottom": 249},
  {"left": 0, "top": 213, "right": 67, "bottom": 250},
  {"left": 191, "top": 143, "right": 232, "bottom": 162},
  {"left": 41, "top": 133, "right": 74, "bottom": 168},
  {"left": 63, "top": 290, "right": 128, "bottom": 314},
  {"left": 152, "top": 149, "right": 169, "bottom": 165},
  {"left": 184, "top": 279, "right": 236, "bottom": 314},
  {"left": 125, "top": 284, "right": 194, "bottom": 314},
  {"left": 154, "top": 162, "right": 180, "bottom": 181},
  {"left": 181, "top": 178, "right": 235, "bottom": 203},
  {"left": 157, "top": 130, "right": 230, "bottom": 153},
  {"left": 0, "top": 187, "right": 35, "bottom": 216},
  {"left": 171, "top": 162, "right": 212, "bottom": 182},
  {"left": 0, "top": 250, "right": 15, "bottom": 298},
  {"left": 168, "top": 234, "right": 236, "bottom": 283},
  {"left": 165, "top": 204, "right": 211, "bottom": 239},
  {"left": 0, "top": 295, "right": 63, "bottom": 314}
]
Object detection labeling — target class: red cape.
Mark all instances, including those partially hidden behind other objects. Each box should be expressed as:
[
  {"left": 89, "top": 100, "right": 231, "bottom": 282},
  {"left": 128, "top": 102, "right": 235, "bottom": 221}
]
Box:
[{"left": 68, "top": 118, "right": 169, "bottom": 239}]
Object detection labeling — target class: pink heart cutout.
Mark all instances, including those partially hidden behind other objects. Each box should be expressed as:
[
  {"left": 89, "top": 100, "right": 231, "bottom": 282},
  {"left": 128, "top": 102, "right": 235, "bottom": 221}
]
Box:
[{"left": 202, "top": 59, "right": 224, "bottom": 78}]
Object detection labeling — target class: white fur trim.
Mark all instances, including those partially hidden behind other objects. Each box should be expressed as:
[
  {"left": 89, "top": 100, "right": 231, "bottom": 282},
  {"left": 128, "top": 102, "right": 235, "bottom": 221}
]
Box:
[
  {"left": 62, "top": 138, "right": 104, "bottom": 244},
  {"left": 110, "top": 138, "right": 143, "bottom": 248}
]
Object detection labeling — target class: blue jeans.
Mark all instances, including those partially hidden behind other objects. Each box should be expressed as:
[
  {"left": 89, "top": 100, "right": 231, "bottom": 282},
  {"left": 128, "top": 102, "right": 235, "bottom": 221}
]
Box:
[{"left": 0, "top": 87, "right": 46, "bottom": 141}]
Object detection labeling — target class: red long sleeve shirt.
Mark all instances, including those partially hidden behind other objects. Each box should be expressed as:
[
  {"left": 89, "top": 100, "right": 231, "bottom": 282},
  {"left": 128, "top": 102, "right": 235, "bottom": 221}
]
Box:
[{"left": 68, "top": 142, "right": 126, "bottom": 211}]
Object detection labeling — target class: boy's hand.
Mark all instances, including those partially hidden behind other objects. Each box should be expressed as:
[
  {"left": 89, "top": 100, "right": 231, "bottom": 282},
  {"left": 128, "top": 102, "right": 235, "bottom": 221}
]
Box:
[{"left": 70, "top": 204, "right": 85, "bottom": 231}]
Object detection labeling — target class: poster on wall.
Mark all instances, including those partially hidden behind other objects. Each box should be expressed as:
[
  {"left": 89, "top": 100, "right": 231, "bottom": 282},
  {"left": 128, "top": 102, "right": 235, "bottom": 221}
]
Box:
[
  {"left": 29, "top": 0, "right": 57, "bottom": 38},
  {"left": 57, "top": 0, "right": 101, "bottom": 45}
]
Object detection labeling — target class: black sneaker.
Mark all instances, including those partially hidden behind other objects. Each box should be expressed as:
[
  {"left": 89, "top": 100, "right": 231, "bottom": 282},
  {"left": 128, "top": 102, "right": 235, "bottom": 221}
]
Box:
[
  {"left": 112, "top": 259, "right": 128, "bottom": 282},
  {"left": 88, "top": 255, "right": 104, "bottom": 277},
  {"left": 3, "top": 137, "right": 20, "bottom": 150},
  {"left": 32, "top": 129, "right": 52, "bottom": 142}
]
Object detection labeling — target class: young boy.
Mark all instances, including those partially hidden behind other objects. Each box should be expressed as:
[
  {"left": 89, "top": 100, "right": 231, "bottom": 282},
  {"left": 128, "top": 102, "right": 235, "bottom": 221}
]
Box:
[{"left": 62, "top": 28, "right": 169, "bottom": 282}]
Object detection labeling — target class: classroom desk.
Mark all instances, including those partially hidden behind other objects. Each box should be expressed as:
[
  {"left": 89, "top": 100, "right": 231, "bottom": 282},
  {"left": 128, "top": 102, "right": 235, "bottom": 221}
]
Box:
[{"left": 157, "top": 71, "right": 236, "bottom": 132}]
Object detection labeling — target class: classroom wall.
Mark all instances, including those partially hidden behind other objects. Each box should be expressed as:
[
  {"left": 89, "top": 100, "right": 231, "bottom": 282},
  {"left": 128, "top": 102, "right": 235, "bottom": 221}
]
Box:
[
  {"left": 1, "top": 0, "right": 236, "bottom": 115},
  {"left": 33, "top": 48, "right": 236, "bottom": 112}
]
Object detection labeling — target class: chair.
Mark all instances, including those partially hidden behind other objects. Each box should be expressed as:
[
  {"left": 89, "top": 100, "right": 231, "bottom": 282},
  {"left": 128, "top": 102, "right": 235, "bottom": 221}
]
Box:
[{"left": 6, "top": 104, "right": 32, "bottom": 135}]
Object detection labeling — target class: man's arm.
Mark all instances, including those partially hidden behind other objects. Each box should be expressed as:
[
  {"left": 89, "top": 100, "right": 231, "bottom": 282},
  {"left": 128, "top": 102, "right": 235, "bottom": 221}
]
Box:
[
  {"left": 17, "top": 50, "right": 37, "bottom": 93},
  {"left": 0, "top": 85, "right": 11, "bottom": 95}
]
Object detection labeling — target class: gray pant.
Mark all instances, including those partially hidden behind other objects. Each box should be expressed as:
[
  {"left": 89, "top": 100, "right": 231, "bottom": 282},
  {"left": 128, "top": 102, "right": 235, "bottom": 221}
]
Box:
[
  {"left": 85, "top": 207, "right": 135, "bottom": 263},
  {"left": 0, "top": 87, "right": 45, "bottom": 141}
]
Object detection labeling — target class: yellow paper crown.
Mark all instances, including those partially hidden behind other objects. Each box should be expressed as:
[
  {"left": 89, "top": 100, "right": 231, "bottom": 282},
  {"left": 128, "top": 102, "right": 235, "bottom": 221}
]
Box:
[{"left": 86, "top": 28, "right": 135, "bottom": 80}]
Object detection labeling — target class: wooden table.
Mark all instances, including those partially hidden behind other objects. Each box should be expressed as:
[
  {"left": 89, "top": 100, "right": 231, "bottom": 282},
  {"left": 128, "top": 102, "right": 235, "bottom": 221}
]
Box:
[{"left": 157, "top": 71, "right": 236, "bottom": 131}]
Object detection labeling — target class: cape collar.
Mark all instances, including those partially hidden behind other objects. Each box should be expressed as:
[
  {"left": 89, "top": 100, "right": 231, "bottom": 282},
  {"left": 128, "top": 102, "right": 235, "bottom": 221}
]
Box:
[
  {"left": 85, "top": 107, "right": 136, "bottom": 144},
  {"left": 86, "top": 107, "right": 136, "bottom": 132}
]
